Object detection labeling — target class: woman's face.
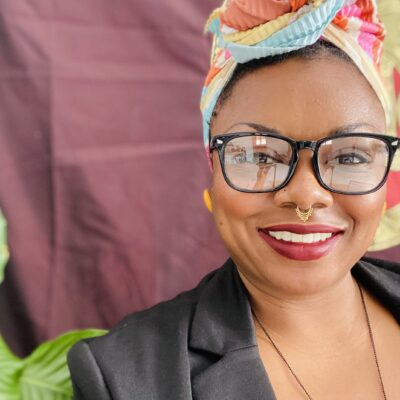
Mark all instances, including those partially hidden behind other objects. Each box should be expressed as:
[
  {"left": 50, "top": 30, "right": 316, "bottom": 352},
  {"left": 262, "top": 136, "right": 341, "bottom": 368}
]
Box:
[{"left": 210, "top": 55, "right": 387, "bottom": 297}]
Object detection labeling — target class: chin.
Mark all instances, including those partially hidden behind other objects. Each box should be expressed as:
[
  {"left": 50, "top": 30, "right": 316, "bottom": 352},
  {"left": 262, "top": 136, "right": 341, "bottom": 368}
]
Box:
[{"left": 235, "top": 249, "right": 356, "bottom": 298}]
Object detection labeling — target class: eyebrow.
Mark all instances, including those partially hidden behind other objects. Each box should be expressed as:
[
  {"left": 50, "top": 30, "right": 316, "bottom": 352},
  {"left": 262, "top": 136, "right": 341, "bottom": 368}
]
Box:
[
  {"left": 222, "top": 122, "right": 381, "bottom": 137},
  {"left": 223, "top": 122, "right": 280, "bottom": 134},
  {"left": 326, "top": 123, "right": 381, "bottom": 137}
]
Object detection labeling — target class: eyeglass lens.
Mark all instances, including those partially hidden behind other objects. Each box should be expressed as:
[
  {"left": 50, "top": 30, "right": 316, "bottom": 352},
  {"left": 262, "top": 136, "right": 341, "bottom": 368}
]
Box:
[{"left": 223, "top": 135, "right": 390, "bottom": 193}]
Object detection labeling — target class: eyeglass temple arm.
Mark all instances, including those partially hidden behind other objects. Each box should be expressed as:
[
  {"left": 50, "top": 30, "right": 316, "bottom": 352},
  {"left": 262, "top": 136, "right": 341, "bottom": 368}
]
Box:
[{"left": 209, "top": 137, "right": 223, "bottom": 150}]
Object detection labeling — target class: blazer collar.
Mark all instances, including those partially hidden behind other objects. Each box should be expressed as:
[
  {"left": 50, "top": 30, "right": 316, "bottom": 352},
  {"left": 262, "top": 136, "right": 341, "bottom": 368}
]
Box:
[
  {"left": 189, "top": 258, "right": 256, "bottom": 355},
  {"left": 353, "top": 256, "right": 400, "bottom": 324},
  {"left": 189, "top": 258, "right": 277, "bottom": 400}
]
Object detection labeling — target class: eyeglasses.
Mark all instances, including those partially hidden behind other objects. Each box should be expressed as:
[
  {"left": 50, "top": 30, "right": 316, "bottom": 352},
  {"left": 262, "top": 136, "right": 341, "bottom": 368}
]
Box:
[{"left": 210, "top": 132, "right": 400, "bottom": 195}]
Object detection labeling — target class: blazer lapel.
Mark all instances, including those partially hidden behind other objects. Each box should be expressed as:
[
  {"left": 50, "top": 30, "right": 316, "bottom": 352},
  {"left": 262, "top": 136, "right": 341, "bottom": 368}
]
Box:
[
  {"left": 353, "top": 257, "right": 400, "bottom": 324},
  {"left": 192, "top": 347, "right": 276, "bottom": 400},
  {"left": 189, "top": 260, "right": 276, "bottom": 400}
]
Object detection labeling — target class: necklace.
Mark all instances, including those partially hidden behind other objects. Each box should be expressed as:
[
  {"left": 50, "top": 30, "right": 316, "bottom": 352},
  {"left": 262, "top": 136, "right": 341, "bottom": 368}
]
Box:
[{"left": 252, "top": 282, "right": 387, "bottom": 400}]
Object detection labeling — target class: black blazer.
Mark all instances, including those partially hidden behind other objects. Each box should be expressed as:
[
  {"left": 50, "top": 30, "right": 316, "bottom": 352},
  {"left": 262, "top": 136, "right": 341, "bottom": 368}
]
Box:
[{"left": 68, "top": 257, "right": 400, "bottom": 400}]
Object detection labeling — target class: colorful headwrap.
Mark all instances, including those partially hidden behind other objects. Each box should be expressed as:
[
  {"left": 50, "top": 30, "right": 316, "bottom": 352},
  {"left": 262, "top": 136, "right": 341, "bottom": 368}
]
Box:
[
  {"left": 200, "top": 0, "right": 390, "bottom": 150},
  {"left": 200, "top": 0, "right": 400, "bottom": 251}
]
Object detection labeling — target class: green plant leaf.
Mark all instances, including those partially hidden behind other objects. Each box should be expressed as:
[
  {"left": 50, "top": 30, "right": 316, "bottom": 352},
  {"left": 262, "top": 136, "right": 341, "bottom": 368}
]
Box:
[
  {"left": 0, "top": 210, "right": 9, "bottom": 285},
  {"left": 0, "top": 335, "right": 23, "bottom": 400},
  {"left": 0, "top": 329, "right": 107, "bottom": 400}
]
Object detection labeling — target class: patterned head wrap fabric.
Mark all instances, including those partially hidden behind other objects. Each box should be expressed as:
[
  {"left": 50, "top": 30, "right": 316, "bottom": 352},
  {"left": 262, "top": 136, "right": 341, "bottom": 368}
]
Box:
[
  {"left": 200, "top": 0, "right": 390, "bottom": 150},
  {"left": 369, "top": 0, "right": 400, "bottom": 252},
  {"left": 200, "top": 0, "right": 400, "bottom": 252}
]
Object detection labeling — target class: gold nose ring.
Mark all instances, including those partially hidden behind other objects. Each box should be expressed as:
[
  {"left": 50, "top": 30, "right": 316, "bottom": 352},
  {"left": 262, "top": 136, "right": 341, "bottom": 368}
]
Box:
[{"left": 295, "top": 205, "right": 313, "bottom": 222}]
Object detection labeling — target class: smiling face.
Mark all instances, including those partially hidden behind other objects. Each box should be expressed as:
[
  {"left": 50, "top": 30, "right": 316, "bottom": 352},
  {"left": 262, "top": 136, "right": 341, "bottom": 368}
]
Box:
[{"left": 210, "top": 55, "right": 387, "bottom": 297}]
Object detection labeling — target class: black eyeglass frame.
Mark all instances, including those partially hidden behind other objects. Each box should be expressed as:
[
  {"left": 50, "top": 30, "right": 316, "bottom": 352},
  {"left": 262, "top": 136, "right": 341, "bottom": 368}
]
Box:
[{"left": 209, "top": 132, "right": 400, "bottom": 195}]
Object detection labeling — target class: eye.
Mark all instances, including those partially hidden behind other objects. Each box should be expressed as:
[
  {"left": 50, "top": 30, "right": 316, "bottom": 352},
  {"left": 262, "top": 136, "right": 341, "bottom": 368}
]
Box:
[
  {"left": 254, "top": 151, "right": 289, "bottom": 165},
  {"left": 321, "top": 144, "right": 373, "bottom": 166},
  {"left": 330, "top": 152, "right": 371, "bottom": 165},
  {"left": 255, "top": 152, "right": 276, "bottom": 164}
]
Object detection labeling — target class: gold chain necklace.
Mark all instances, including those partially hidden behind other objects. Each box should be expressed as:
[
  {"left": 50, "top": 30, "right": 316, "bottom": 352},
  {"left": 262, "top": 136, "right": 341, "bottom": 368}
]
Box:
[{"left": 252, "top": 282, "right": 388, "bottom": 400}]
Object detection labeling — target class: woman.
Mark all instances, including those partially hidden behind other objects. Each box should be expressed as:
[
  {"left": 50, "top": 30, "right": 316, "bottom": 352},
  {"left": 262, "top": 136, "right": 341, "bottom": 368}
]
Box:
[{"left": 68, "top": 0, "right": 400, "bottom": 398}]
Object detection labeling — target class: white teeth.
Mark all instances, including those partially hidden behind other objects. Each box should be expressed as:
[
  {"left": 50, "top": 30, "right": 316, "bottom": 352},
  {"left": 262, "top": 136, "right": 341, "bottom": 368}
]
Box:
[
  {"left": 313, "top": 233, "right": 322, "bottom": 242},
  {"left": 320, "top": 233, "right": 332, "bottom": 241},
  {"left": 303, "top": 233, "right": 314, "bottom": 243},
  {"left": 282, "top": 231, "right": 291, "bottom": 241},
  {"left": 267, "top": 231, "right": 333, "bottom": 243},
  {"left": 291, "top": 233, "right": 303, "bottom": 242}
]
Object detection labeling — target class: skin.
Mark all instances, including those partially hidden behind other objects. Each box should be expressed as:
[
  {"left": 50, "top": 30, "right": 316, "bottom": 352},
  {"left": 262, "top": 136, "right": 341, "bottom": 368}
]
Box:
[{"left": 209, "top": 55, "right": 400, "bottom": 399}]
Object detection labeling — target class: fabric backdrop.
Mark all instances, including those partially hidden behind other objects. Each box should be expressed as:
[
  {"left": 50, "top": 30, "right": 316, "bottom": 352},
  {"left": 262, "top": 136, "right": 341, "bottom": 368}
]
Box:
[{"left": 0, "top": 0, "right": 398, "bottom": 357}]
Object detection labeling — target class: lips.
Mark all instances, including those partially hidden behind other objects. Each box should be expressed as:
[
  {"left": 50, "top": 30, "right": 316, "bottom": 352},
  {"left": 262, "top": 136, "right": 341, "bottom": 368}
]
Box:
[
  {"left": 265, "top": 224, "right": 343, "bottom": 234},
  {"left": 258, "top": 224, "right": 344, "bottom": 261}
]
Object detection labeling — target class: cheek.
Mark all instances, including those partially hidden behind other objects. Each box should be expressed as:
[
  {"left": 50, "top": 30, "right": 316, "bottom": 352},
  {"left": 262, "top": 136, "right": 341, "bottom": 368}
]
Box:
[
  {"left": 340, "top": 187, "right": 386, "bottom": 236},
  {"left": 211, "top": 155, "right": 265, "bottom": 224},
  {"left": 210, "top": 168, "right": 269, "bottom": 263},
  {"left": 211, "top": 171, "right": 252, "bottom": 227}
]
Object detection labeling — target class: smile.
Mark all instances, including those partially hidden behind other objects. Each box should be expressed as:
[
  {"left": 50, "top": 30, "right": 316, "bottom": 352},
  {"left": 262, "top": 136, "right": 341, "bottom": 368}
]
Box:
[
  {"left": 267, "top": 231, "right": 332, "bottom": 243},
  {"left": 258, "top": 224, "right": 344, "bottom": 261}
]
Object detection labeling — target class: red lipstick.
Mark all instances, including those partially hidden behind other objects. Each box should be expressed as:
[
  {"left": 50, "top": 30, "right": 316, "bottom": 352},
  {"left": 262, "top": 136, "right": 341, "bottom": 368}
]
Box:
[{"left": 258, "top": 224, "right": 344, "bottom": 261}]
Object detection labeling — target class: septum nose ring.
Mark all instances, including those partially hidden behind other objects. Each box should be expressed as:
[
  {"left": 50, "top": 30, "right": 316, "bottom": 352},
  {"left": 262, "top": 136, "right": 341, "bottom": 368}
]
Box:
[{"left": 295, "top": 205, "right": 313, "bottom": 222}]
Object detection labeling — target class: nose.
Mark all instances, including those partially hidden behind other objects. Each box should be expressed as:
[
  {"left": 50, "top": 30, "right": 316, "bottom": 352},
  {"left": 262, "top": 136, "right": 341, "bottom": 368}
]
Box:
[{"left": 273, "top": 150, "right": 334, "bottom": 210}]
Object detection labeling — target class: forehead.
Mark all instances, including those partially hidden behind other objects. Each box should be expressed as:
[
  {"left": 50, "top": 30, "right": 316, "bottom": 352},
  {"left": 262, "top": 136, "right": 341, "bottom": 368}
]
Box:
[{"left": 211, "top": 57, "right": 386, "bottom": 140}]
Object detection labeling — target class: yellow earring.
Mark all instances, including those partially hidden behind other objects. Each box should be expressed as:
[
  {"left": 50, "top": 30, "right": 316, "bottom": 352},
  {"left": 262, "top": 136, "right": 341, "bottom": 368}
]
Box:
[
  {"left": 381, "top": 201, "right": 387, "bottom": 216},
  {"left": 203, "top": 189, "right": 213, "bottom": 213}
]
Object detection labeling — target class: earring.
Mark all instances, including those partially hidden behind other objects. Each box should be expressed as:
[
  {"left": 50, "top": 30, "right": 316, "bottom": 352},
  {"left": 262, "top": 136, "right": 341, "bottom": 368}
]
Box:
[
  {"left": 381, "top": 201, "right": 387, "bottom": 216},
  {"left": 203, "top": 189, "right": 213, "bottom": 213}
]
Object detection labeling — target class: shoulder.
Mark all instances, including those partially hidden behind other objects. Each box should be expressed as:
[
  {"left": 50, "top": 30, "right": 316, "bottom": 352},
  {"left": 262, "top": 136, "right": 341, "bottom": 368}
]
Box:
[
  {"left": 353, "top": 256, "right": 400, "bottom": 323},
  {"left": 67, "top": 259, "right": 236, "bottom": 399},
  {"left": 354, "top": 255, "right": 400, "bottom": 282}
]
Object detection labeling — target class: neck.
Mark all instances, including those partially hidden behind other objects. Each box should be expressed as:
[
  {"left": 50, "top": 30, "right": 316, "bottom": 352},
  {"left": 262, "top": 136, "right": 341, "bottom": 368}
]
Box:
[{"left": 239, "top": 270, "right": 367, "bottom": 353}]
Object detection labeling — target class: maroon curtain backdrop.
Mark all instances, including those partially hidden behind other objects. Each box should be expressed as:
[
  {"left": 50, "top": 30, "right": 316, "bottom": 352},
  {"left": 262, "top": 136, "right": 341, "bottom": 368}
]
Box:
[{"left": 0, "top": 0, "right": 398, "bottom": 356}]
